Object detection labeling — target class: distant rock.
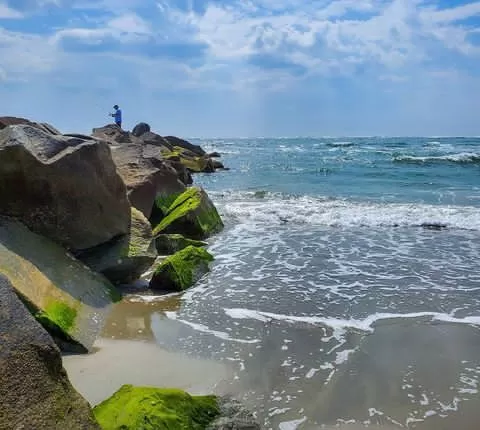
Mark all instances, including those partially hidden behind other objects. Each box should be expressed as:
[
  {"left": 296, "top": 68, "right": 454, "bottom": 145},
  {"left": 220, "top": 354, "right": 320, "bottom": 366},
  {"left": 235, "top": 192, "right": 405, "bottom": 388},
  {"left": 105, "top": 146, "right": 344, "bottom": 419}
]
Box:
[
  {"left": 0, "top": 124, "right": 131, "bottom": 251},
  {"left": 0, "top": 275, "right": 101, "bottom": 429},
  {"left": 149, "top": 245, "right": 213, "bottom": 291},
  {"left": 131, "top": 122, "right": 151, "bottom": 137},
  {"left": 213, "top": 160, "right": 225, "bottom": 169},
  {"left": 152, "top": 187, "right": 224, "bottom": 240},
  {"left": 0, "top": 217, "right": 119, "bottom": 352},
  {"left": 164, "top": 135, "right": 206, "bottom": 157},
  {"left": 78, "top": 208, "right": 157, "bottom": 285},
  {"left": 209, "top": 151, "right": 221, "bottom": 158}
]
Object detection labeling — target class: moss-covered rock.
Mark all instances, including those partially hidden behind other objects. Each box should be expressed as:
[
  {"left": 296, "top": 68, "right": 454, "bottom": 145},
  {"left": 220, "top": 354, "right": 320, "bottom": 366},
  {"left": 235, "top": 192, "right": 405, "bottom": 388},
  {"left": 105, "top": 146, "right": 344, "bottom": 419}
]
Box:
[
  {"left": 0, "top": 276, "right": 102, "bottom": 430},
  {"left": 149, "top": 245, "right": 214, "bottom": 291},
  {"left": 0, "top": 217, "right": 119, "bottom": 352},
  {"left": 78, "top": 208, "right": 157, "bottom": 284},
  {"left": 152, "top": 187, "right": 224, "bottom": 240},
  {"left": 163, "top": 146, "right": 214, "bottom": 173},
  {"left": 155, "top": 234, "right": 208, "bottom": 255},
  {"left": 93, "top": 385, "right": 219, "bottom": 430}
]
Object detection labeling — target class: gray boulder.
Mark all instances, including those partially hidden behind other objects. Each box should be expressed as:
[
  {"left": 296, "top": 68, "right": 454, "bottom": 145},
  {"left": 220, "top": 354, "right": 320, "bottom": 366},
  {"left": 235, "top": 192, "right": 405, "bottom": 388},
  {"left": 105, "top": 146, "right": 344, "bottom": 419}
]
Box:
[
  {"left": 110, "top": 142, "right": 186, "bottom": 219},
  {"left": 0, "top": 125, "right": 131, "bottom": 251},
  {"left": 0, "top": 275, "right": 101, "bottom": 429},
  {"left": 78, "top": 208, "right": 157, "bottom": 285},
  {"left": 0, "top": 217, "right": 119, "bottom": 352},
  {"left": 131, "top": 122, "right": 151, "bottom": 137}
]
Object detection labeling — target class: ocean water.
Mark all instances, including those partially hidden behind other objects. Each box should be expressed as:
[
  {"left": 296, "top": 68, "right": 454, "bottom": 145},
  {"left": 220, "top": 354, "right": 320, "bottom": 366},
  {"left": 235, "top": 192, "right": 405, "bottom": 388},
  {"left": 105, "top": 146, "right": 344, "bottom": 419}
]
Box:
[{"left": 133, "top": 138, "right": 480, "bottom": 429}]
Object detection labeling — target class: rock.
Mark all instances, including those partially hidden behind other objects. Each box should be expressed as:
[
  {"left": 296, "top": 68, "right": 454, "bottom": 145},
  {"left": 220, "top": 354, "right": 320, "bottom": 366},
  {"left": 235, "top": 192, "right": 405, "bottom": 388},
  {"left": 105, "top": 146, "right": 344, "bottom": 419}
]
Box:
[
  {"left": 131, "top": 122, "right": 151, "bottom": 137},
  {"left": 0, "top": 275, "right": 101, "bottom": 429},
  {"left": 155, "top": 234, "right": 208, "bottom": 255},
  {"left": 110, "top": 142, "right": 186, "bottom": 219},
  {"left": 207, "top": 396, "right": 261, "bottom": 430},
  {"left": 0, "top": 116, "right": 60, "bottom": 135},
  {"left": 149, "top": 245, "right": 213, "bottom": 291},
  {"left": 93, "top": 385, "right": 219, "bottom": 430},
  {"left": 152, "top": 187, "right": 224, "bottom": 240},
  {"left": 0, "top": 217, "right": 119, "bottom": 352},
  {"left": 213, "top": 160, "right": 225, "bottom": 169},
  {"left": 92, "top": 124, "right": 132, "bottom": 144},
  {"left": 0, "top": 124, "right": 131, "bottom": 251},
  {"left": 139, "top": 131, "right": 174, "bottom": 151},
  {"left": 164, "top": 135, "right": 206, "bottom": 156},
  {"left": 77, "top": 208, "right": 157, "bottom": 285},
  {"left": 209, "top": 151, "right": 221, "bottom": 158},
  {"left": 165, "top": 147, "right": 215, "bottom": 173}
]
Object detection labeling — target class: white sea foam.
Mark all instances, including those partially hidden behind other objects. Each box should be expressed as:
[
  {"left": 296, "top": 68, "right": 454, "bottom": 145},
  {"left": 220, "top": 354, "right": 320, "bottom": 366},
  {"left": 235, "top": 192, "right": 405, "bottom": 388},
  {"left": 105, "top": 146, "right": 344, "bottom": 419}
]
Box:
[
  {"left": 223, "top": 308, "right": 480, "bottom": 333},
  {"left": 279, "top": 416, "right": 307, "bottom": 429},
  {"left": 394, "top": 152, "right": 480, "bottom": 164},
  {"left": 165, "top": 311, "right": 261, "bottom": 344},
  {"left": 215, "top": 193, "right": 480, "bottom": 230}
]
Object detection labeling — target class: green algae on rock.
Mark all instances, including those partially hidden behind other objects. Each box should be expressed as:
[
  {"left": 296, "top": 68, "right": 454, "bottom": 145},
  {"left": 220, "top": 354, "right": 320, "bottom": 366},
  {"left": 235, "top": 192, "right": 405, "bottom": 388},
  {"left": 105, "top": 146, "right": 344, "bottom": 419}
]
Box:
[
  {"left": 78, "top": 207, "right": 157, "bottom": 285},
  {"left": 93, "top": 385, "right": 219, "bottom": 430},
  {"left": 152, "top": 187, "right": 224, "bottom": 240},
  {"left": 155, "top": 233, "right": 208, "bottom": 255},
  {"left": 0, "top": 217, "right": 119, "bottom": 352},
  {"left": 149, "top": 245, "right": 214, "bottom": 291}
]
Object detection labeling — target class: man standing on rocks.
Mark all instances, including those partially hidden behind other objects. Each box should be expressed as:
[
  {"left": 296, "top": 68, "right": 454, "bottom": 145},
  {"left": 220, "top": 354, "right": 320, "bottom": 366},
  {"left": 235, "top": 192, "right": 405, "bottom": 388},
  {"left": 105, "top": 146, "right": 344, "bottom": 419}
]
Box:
[{"left": 110, "top": 105, "right": 122, "bottom": 128}]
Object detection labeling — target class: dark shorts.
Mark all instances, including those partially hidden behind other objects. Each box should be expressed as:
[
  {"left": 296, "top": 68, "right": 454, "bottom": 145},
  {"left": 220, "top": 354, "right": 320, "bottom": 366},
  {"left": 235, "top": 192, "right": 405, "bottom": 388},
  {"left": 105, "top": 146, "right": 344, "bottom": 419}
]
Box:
[{"left": 115, "top": 121, "right": 122, "bottom": 128}]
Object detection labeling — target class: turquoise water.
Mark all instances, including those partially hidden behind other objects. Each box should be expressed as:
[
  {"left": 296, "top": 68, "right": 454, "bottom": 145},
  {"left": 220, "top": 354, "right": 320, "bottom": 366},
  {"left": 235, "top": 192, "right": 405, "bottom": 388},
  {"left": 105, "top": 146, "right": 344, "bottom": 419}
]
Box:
[{"left": 150, "top": 138, "right": 480, "bottom": 429}]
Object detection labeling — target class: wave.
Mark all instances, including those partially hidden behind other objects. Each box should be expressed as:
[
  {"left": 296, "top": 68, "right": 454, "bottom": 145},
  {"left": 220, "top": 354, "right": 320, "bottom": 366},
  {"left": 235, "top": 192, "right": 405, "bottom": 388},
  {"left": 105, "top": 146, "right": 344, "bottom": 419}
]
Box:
[
  {"left": 224, "top": 308, "right": 480, "bottom": 332},
  {"left": 325, "top": 142, "right": 354, "bottom": 147},
  {"left": 212, "top": 192, "right": 480, "bottom": 231},
  {"left": 393, "top": 153, "right": 480, "bottom": 165}
]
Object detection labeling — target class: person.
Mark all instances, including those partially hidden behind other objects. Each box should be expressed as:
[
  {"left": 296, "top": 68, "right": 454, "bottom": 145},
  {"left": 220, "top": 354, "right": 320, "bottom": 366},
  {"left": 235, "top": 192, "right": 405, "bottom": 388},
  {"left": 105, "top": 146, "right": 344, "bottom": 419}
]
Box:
[{"left": 110, "top": 105, "right": 122, "bottom": 128}]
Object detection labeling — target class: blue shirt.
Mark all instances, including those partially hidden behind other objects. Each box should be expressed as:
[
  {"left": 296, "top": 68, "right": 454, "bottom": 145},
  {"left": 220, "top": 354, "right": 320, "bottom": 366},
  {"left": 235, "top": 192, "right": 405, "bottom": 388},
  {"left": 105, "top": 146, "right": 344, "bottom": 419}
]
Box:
[{"left": 114, "top": 109, "right": 122, "bottom": 123}]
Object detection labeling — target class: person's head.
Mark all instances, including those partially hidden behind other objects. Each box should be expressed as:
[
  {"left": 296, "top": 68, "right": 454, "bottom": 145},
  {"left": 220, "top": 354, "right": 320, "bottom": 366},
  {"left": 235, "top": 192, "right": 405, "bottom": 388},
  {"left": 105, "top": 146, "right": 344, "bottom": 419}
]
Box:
[{"left": 113, "top": 104, "right": 119, "bottom": 110}]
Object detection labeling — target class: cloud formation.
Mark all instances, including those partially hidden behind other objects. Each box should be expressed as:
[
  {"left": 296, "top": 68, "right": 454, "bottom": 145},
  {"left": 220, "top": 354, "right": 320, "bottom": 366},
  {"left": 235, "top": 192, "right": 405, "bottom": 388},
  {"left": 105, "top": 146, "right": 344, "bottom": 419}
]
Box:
[{"left": 0, "top": 0, "right": 479, "bottom": 136}]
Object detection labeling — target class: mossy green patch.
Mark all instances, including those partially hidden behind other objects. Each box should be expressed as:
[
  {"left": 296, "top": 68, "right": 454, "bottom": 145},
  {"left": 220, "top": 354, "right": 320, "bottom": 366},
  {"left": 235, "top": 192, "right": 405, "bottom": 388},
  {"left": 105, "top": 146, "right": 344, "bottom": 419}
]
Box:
[
  {"left": 152, "top": 187, "right": 223, "bottom": 239},
  {"left": 150, "top": 245, "right": 213, "bottom": 291},
  {"left": 93, "top": 384, "right": 219, "bottom": 430},
  {"left": 43, "top": 301, "right": 77, "bottom": 332}
]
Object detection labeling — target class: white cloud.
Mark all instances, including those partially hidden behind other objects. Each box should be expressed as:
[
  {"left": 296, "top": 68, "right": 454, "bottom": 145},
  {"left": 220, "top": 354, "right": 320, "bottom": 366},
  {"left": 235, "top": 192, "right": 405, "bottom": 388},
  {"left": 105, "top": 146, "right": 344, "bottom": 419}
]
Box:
[{"left": 0, "top": 3, "right": 22, "bottom": 18}]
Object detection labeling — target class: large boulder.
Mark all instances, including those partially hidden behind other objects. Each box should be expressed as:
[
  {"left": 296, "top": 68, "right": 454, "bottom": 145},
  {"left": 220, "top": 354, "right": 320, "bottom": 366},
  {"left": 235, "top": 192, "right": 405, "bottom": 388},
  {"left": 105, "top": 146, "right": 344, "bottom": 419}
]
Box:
[
  {"left": 0, "top": 217, "right": 119, "bottom": 352},
  {"left": 152, "top": 187, "right": 224, "bottom": 240},
  {"left": 164, "top": 135, "right": 206, "bottom": 157},
  {"left": 149, "top": 245, "right": 213, "bottom": 291},
  {"left": 131, "top": 122, "right": 151, "bottom": 137},
  {"left": 110, "top": 142, "right": 186, "bottom": 219},
  {"left": 155, "top": 233, "right": 207, "bottom": 255},
  {"left": 0, "top": 125, "right": 131, "bottom": 251},
  {"left": 0, "top": 275, "right": 101, "bottom": 429},
  {"left": 0, "top": 116, "right": 61, "bottom": 135},
  {"left": 92, "top": 124, "right": 132, "bottom": 144},
  {"left": 78, "top": 208, "right": 157, "bottom": 285},
  {"left": 93, "top": 385, "right": 219, "bottom": 430}
]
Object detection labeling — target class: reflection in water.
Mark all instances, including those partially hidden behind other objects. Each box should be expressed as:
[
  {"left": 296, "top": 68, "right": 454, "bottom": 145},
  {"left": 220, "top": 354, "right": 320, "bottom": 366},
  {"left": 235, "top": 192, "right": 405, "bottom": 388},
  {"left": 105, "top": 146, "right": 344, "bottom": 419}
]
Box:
[{"left": 101, "top": 294, "right": 183, "bottom": 340}]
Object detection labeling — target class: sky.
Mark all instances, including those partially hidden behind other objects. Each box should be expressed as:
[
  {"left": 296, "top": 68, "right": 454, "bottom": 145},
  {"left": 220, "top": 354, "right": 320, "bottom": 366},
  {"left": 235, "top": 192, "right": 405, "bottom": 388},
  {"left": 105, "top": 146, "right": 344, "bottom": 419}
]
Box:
[{"left": 0, "top": 0, "right": 479, "bottom": 137}]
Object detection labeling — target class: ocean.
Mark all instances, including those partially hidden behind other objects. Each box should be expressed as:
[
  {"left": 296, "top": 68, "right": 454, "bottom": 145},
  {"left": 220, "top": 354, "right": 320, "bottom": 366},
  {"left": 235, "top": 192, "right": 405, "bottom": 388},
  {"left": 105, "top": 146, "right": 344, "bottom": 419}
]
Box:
[{"left": 122, "top": 138, "right": 480, "bottom": 429}]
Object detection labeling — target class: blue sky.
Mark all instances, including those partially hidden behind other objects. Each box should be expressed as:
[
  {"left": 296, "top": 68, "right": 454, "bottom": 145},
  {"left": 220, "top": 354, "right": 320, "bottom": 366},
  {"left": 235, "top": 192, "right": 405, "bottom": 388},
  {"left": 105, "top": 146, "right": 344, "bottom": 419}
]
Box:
[{"left": 0, "top": 0, "right": 479, "bottom": 137}]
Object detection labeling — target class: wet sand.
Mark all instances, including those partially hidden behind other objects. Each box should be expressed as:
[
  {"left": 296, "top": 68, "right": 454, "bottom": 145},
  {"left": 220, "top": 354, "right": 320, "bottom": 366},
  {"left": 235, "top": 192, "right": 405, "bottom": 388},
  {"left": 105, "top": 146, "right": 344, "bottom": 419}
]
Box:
[{"left": 63, "top": 337, "right": 234, "bottom": 406}]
